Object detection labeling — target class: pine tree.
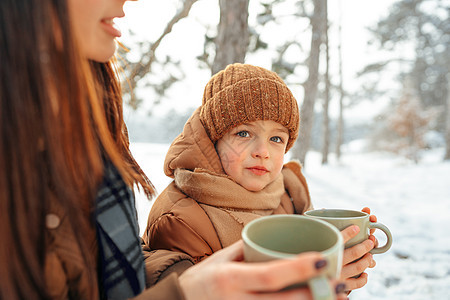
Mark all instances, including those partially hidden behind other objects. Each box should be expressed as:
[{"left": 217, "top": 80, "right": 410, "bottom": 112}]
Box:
[{"left": 362, "top": 0, "right": 449, "bottom": 160}]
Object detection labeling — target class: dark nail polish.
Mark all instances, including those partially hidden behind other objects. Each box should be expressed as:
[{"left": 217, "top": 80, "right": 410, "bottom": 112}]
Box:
[
  {"left": 314, "top": 259, "right": 327, "bottom": 269},
  {"left": 335, "top": 283, "right": 346, "bottom": 294}
]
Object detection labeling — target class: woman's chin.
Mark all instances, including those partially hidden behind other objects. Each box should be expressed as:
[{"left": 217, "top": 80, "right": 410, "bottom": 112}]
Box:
[{"left": 85, "top": 43, "right": 117, "bottom": 63}]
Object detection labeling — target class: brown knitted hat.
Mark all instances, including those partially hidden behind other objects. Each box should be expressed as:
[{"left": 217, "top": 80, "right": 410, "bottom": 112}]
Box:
[{"left": 199, "top": 63, "right": 299, "bottom": 152}]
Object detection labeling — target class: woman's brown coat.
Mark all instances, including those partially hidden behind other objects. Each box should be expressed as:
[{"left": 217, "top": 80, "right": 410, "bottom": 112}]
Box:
[{"left": 44, "top": 190, "right": 193, "bottom": 299}]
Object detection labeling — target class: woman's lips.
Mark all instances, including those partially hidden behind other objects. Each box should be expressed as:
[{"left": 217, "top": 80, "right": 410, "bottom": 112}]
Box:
[
  {"left": 247, "top": 167, "right": 269, "bottom": 176},
  {"left": 101, "top": 18, "right": 122, "bottom": 38}
]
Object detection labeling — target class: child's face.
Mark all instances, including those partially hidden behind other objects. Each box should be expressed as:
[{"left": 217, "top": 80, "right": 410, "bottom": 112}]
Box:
[{"left": 216, "top": 120, "right": 289, "bottom": 192}]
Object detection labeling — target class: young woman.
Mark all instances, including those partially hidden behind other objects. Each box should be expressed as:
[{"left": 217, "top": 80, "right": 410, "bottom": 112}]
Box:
[{"left": 0, "top": 0, "right": 352, "bottom": 299}]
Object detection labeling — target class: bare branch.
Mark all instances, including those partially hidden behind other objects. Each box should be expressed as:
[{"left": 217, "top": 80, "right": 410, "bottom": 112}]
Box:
[{"left": 124, "top": 0, "right": 200, "bottom": 97}]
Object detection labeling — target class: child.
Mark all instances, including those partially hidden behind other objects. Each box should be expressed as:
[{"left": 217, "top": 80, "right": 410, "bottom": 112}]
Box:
[
  {"left": 142, "top": 63, "right": 312, "bottom": 262},
  {"left": 142, "top": 64, "right": 378, "bottom": 293}
]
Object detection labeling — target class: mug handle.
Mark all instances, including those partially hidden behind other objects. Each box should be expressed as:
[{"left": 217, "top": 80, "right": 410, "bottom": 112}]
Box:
[
  {"left": 309, "top": 275, "right": 335, "bottom": 300},
  {"left": 368, "top": 222, "right": 393, "bottom": 254}
]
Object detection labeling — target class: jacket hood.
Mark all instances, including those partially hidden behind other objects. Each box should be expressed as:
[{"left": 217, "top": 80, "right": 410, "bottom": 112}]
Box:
[{"left": 164, "top": 107, "right": 225, "bottom": 178}]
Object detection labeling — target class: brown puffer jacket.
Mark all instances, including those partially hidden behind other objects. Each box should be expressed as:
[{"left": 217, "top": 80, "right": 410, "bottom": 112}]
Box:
[
  {"left": 44, "top": 187, "right": 193, "bottom": 299},
  {"left": 142, "top": 108, "right": 312, "bottom": 263}
]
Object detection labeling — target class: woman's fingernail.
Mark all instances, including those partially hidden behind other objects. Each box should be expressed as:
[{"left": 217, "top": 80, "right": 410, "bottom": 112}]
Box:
[
  {"left": 314, "top": 259, "right": 328, "bottom": 269},
  {"left": 335, "top": 283, "right": 347, "bottom": 294}
]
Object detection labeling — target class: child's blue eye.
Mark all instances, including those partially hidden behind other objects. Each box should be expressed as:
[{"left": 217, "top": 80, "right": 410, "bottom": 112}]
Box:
[
  {"left": 236, "top": 131, "right": 250, "bottom": 138},
  {"left": 270, "top": 136, "right": 283, "bottom": 143}
]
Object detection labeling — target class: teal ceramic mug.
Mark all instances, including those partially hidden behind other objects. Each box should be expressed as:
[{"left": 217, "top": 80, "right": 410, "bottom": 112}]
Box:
[
  {"left": 242, "top": 214, "right": 344, "bottom": 300},
  {"left": 304, "top": 209, "right": 392, "bottom": 254}
]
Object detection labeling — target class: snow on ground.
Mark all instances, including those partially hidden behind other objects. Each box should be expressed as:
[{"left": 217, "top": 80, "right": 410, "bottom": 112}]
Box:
[
  {"left": 304, "top": 149, "right": 450, "bottom": 300},
  {"left": 130, "top": 142, "right": 450, "bottom": 300}
]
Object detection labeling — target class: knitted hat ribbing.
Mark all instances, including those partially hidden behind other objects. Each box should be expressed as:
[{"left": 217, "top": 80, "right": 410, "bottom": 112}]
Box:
[{"left": 199, "top": 63, "right": 299, "bottom": 152}]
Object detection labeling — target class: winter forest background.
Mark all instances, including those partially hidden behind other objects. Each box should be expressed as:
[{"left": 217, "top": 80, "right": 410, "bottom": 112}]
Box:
[
  {"left": 116, "top": 0, "right": 450, "bottom": 299},
  {"left": 118, "top": 0, "right": 450, "bottom": 165}
]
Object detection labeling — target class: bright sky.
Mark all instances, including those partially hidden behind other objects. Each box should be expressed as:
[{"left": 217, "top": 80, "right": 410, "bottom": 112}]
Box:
[{"left": 117, "top": 0, "right": 398, "bottom": 121}]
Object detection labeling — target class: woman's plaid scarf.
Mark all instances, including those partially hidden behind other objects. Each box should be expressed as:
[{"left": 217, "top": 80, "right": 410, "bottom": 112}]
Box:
[{"left": 95, "top": 162, "right": 145, "bottom": 299}]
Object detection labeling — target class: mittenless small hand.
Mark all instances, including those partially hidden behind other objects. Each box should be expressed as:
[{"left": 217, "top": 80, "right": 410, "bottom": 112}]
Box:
[{"left": 339, "top": 225, "right": 376, "bottom": 291}]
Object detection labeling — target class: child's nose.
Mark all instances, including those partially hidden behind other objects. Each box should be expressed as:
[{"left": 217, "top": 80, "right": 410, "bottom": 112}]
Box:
[{"left": 251, "top": 141, "right": 270, "bottom": 159}]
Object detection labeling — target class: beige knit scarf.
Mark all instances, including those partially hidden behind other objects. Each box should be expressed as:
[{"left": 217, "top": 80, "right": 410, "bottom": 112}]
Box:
[{"left": 174, "top": 168, "right": 285, "bottom": 248}]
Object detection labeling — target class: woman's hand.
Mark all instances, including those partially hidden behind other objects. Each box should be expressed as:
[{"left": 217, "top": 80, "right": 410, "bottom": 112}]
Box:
[{"left": 179, "top": 240, "right": 348, "bottom": 300}]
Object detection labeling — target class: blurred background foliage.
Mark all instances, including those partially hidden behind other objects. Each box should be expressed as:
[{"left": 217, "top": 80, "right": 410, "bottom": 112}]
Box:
[{"left": 118, "top": 0, "right": 449, "bottom": 164}]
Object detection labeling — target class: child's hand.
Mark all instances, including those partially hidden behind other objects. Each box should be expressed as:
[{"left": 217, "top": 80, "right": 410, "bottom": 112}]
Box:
[
  {"left": 362, "top": 207, "right": 379, "bottom": 247},
  {"left": 339, "top": 225, "right": 376, "bottom": 292}
]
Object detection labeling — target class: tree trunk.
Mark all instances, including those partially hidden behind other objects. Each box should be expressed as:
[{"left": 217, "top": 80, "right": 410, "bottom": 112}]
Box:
[
  {"left": 445, "top": 76, "right": 450, "bottom": 160},
  {"left": 321, "top": 0, "right": 330, "bottom": 165},
  {"left": 291, "top": 0, "right": 326, "bottom": 166},
  {"left": 335, "top": 0, "right": 344, "bottom": 161},
  {"left": 212, "top": 0, "right": 249, "bottom": 75}
]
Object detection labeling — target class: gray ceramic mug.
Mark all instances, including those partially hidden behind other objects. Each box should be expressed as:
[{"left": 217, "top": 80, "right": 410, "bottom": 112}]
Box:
[
  {"left": 304, "top": 209, "right": 392, "bottom": 254},
  {"left": 242, "top": 214, "right": 344, "bottom": 300}
]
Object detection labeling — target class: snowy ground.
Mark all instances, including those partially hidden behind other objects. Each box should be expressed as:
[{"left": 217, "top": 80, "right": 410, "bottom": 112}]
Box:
[{"left": 130, "top": 142, "right": 450, "bottom": 300}]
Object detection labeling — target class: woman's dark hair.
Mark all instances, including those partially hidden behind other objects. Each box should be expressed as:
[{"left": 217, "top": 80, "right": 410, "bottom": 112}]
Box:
[{"left": 0, "top": 0, "right": 154, "bottom": 298}]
